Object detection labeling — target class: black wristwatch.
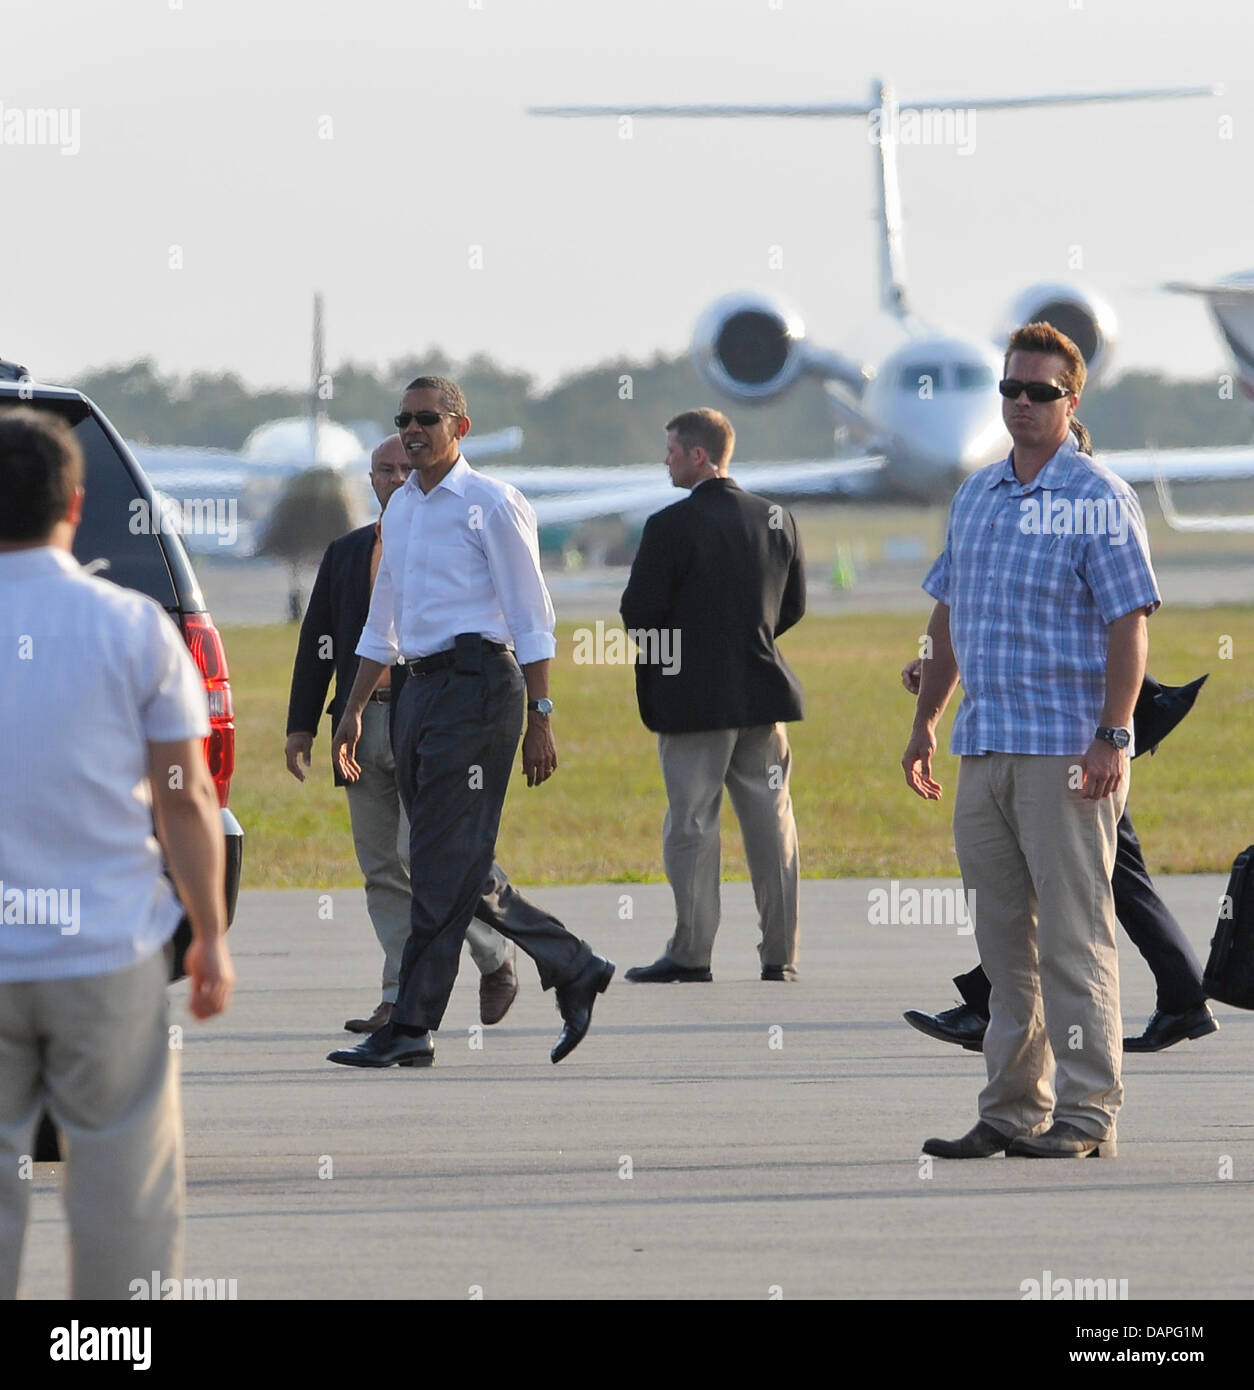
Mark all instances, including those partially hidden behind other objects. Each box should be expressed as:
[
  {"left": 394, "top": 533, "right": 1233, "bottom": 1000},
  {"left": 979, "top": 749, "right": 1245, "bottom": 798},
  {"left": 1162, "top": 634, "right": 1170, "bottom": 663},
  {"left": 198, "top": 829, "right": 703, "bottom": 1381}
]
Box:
[
  {"left": 1094, "top": 726, "right": 1131, "bottom": 749},
  {"left": 527, "top": 698, "right": 554, "bottom": 717}
]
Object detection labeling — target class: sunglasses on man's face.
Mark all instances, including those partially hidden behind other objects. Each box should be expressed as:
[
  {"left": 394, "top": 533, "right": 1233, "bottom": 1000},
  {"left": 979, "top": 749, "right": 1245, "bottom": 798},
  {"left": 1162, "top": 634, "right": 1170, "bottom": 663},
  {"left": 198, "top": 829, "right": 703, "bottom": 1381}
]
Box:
[
  {"left": 998, "top": 378, "right": 1071, "bottom": 404},
  {"left": 394, "top": 410, "right": 460, "bottom": 429}
]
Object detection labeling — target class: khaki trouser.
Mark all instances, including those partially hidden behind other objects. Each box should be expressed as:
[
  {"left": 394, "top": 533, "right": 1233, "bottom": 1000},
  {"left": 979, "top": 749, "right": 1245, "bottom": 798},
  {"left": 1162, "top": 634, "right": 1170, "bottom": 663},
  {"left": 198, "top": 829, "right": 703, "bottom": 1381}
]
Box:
[
  {"left": 0, "top": 949, "right": 182, "bottom": 1299},
  {"left": 954, "top": 753, "right": 1127, "bottom": 1140},
  {"left": 657, "top": 724, "right": 800, "bottom": 970},
  {"left": 345, "top": 701, "right": 506, "bottom": 1001}
]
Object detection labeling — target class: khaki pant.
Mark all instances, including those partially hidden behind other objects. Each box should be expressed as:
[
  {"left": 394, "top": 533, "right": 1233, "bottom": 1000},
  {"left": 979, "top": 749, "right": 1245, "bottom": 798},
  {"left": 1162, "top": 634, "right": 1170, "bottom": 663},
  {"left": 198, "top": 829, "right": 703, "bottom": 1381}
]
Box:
[
  {"left": 0, "top": 949, "right": 182, "bottom": 1299},
  {"left": 657, "top": 724, "right": 800, "bottom": 970},
  {"left": 345, "top": 701, "right": 506, "bottom": 1002},
  {"left": 953, "top": 753, "right": 1127, "bottom": 1140}
]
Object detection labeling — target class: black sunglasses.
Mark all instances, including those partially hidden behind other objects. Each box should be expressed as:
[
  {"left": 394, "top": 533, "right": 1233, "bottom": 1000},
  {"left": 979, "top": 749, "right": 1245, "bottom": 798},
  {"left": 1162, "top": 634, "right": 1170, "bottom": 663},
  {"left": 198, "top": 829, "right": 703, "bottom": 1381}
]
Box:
[
  {"left": 998, "top": 378, "right": 1071, "bottom": 403},
  {"left": 394, "top": 410, "right": 460, "bottom": 428}
]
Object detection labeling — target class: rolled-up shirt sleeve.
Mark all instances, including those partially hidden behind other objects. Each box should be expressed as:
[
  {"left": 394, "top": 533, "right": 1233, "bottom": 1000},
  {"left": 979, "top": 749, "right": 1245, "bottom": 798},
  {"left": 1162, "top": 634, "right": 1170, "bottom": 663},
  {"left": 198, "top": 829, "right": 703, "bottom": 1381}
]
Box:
[
  {"left": 1082, "top": 487, "right": 1162, "bottom": 624},
  {"left": 355, "top": 531, "right": 400, "bottom": 665},
  {"left": 922, "top": 508, "right": 953, "bottom": 604},
  {"left": 137, "top": 602, "right": 210, "bottom": 740},
  {"left": 483, "top": 489, "right": 557, "bottom": 666}
]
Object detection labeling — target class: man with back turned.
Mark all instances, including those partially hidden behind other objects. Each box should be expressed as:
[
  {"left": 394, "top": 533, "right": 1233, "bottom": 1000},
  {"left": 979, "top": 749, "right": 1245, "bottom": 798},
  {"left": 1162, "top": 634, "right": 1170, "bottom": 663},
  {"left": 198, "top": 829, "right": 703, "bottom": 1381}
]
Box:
[{"left": 620, "top": 408, "right": 805, "bottom": 983}]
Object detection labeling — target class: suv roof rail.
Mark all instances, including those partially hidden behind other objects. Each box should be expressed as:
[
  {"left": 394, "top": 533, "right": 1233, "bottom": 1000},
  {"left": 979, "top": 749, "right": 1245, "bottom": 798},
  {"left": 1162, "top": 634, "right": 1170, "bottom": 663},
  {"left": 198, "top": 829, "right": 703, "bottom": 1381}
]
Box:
[{"left": 0, "top": 358, "right": 32, "bottom": 382}]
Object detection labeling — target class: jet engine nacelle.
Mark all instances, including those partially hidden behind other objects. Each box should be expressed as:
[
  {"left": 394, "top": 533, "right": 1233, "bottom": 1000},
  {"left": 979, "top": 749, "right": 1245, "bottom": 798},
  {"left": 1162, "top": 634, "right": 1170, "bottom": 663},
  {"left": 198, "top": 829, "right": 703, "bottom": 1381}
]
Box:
[
  {"left": 692, "top": 292, "right": 810, "bottom": 402},
  {"left": 1000, "top": 283, "right": 1118, "bottom": 386}
]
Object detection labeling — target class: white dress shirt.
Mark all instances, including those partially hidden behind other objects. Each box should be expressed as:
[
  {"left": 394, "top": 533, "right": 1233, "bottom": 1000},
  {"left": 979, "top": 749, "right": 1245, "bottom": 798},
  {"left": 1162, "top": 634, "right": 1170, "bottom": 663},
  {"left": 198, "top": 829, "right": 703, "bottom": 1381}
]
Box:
[
  {"left": 356, "top": 455, "right": 557, "bottom": 668},
  {"left": 0, "top": 547, "right": 209, "bottom": 981}
]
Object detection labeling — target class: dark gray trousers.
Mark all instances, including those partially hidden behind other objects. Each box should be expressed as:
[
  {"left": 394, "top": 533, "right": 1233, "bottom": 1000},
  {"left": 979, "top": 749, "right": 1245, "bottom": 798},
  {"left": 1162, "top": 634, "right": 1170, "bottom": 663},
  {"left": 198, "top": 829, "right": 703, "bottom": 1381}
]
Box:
[{"left": 391, "top": 649, "right": 591, "bottom": 1030}]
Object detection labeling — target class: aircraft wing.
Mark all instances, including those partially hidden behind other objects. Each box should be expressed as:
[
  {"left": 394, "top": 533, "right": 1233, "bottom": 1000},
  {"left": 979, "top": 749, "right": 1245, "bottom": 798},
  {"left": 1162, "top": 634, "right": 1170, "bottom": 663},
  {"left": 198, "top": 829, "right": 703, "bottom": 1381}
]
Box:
[
  {"left": 1151, "top": 470, "right": 1254, "bottom": 533},
  {"left": 529, "top": 455, "right": 886, "bottom": 527},
  {"left": 130, "top": 426, "right": 527, "bottom": 557},
  {"left": 1098, "top": 445, "right": 1254, "bottom": 486},
  {"left": 134, "top": 425, "right": 523, "bottom": 487},
  {"left": 131, "top": 444, "right": 291, "bottom": 493}
]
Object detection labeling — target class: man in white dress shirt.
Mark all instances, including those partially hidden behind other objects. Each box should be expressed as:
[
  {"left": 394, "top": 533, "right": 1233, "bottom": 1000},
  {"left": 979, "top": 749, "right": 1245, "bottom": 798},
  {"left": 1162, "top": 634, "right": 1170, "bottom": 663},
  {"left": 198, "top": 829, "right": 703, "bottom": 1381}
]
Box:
[
  {"left": 0, "top": 408, "right": 233, "bottom": 1299},
  {"left": 328, "top": 377, "right": 613, "bottom": 1068}
]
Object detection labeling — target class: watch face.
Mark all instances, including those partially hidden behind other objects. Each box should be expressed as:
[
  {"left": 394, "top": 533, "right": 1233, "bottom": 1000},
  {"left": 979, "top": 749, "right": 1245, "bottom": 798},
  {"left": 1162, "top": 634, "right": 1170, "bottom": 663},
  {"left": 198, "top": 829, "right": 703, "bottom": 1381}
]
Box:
[{"left": 532, "top": 698, "right": 553, "bottom": 715}]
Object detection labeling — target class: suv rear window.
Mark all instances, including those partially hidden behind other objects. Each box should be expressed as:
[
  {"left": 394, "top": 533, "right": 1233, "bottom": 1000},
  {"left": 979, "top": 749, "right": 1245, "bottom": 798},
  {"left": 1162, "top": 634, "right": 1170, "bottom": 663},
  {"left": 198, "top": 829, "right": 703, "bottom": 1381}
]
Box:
[{"left": 21, "top": 396, "right": 180, "bottom": 608}]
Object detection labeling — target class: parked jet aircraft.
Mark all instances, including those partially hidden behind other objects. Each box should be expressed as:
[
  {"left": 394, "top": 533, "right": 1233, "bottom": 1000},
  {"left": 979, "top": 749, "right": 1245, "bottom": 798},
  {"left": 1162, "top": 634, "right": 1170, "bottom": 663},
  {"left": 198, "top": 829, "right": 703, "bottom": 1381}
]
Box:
[
  {"left": 511, "top": 79, "right": 1254, "bottom": 531},
  {"left": 133, "top": 295, "right": 523, "bottom": 555}
]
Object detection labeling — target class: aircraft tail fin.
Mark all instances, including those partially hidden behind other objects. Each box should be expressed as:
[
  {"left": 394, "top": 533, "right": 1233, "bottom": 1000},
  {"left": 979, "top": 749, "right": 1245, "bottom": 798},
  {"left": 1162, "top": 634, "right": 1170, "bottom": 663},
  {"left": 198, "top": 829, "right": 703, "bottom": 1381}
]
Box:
[
  {"left": 310, "top": 293, "right": 327, "bottom": 421},
  {"left": 1166, "top": 273, "right": 1254, "bottom": 426},
  {"left": 531, "top": 83, "right": 1215, "bottom": 331}
]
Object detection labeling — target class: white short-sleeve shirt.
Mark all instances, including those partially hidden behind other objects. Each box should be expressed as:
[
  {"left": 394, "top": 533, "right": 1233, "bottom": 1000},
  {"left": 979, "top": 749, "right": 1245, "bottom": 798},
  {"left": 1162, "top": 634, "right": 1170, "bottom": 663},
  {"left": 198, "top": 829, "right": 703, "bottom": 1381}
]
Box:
[{"left": 0, "top": 546, "right": 209, "bottom": 981}]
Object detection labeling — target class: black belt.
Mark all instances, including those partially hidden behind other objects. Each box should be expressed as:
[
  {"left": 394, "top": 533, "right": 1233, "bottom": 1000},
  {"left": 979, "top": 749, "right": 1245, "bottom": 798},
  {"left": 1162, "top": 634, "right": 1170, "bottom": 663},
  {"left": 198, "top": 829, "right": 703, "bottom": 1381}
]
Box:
[
  {"left": 405, "top": 640, "right": 509, "bottom": 677},
  {"left": 367, "top": 687, "right": 391, "bottom": 703}
]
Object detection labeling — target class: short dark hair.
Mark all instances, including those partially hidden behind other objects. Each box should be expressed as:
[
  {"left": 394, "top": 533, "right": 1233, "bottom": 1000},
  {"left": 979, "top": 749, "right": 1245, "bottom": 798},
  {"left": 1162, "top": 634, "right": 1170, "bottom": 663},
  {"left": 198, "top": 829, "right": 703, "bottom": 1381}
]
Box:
[
  {"left": 0, "top": 407, "right": 84, "bottom": 542},
  {"left": 665, "top": 408, "right": 735, "bottom": 469},
  {"left": 404, "top": 375, "right": 467, "bottom": 418}
]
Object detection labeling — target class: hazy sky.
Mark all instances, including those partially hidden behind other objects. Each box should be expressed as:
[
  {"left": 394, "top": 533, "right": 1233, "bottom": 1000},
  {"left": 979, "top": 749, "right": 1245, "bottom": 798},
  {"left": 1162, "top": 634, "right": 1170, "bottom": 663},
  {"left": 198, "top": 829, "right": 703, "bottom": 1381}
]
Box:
[{"left": 2, "top": 0, "right": 1249, "bottom": 396}]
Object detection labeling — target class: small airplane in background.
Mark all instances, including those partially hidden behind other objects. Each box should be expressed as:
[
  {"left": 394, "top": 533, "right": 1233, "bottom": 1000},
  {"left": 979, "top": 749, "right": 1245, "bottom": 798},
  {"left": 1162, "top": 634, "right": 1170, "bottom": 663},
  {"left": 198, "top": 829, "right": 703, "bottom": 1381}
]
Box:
[
  {"left": 513, "top": 78, "right": 1254, "bottom": 534},
  {"left": 133, "top": 294, "right": 524, "bottom": 556}
]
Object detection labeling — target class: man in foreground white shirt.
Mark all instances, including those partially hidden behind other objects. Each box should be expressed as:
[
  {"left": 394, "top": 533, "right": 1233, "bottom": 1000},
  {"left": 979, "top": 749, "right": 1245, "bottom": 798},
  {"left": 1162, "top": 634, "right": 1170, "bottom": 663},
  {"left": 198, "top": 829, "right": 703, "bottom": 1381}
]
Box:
[{"left": 0, "top": 408, "right": 233, "bottom": 1299}]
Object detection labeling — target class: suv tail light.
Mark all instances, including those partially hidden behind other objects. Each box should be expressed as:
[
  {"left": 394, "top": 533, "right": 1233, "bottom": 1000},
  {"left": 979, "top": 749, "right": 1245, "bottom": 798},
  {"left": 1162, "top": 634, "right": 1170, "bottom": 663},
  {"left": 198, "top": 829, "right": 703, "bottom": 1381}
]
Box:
[{"left": 180, "top": 612, "right": 235, "bottom": 808}]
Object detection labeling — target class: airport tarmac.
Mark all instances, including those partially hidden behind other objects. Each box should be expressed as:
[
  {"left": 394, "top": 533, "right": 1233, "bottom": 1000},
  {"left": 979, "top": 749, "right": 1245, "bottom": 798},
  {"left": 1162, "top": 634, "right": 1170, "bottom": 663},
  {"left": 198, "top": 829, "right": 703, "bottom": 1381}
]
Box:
[{"left": 16, "top": 875, "right": 1252, "bottom": 1300}]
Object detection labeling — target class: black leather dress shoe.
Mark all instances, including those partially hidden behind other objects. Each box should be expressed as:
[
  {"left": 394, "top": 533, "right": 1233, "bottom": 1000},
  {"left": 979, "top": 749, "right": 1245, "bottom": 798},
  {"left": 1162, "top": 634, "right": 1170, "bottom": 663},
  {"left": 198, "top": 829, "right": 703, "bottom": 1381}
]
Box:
[
  {"left": 921, "top": 1121, "right": 1015, "bottom": 1159},
  {"left": 903, "top": 1003, "right": 987, "bottom": 1052},
  {"left": 551, "top": 955, "right": 615, "bottom": 1063},
  {"left": 761, "top": 965, "right": 799, "bottom": 981},
  {"left": 624, "top": 955, "right": 712, "bottom": 983},
  {"left": 1123, "top": 1003, "right": 1218, "bottom": 1052},
  {"left": 327, "top": 1022, "right": 435, "bottom": 1068}
]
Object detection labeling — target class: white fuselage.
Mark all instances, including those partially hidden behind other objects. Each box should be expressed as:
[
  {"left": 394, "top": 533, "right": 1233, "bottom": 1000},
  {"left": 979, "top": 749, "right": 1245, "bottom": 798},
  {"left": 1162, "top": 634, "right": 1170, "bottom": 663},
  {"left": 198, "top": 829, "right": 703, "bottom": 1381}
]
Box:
[{"left": 850, "top": 334, "right": 1011, "bottom": 500}]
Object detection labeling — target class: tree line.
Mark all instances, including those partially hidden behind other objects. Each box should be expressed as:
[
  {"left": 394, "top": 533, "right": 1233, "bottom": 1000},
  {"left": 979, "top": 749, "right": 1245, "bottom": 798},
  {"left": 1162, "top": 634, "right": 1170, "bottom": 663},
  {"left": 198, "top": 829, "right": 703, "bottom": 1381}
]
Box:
[{"left": 75, "top": 351, "right": 1250, "bottom": 467}]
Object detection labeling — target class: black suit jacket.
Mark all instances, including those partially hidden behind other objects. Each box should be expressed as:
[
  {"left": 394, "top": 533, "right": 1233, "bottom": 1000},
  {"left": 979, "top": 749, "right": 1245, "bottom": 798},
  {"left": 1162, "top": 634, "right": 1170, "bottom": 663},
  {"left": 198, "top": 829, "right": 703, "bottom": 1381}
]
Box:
[
  {"left": 285, "top": 522, "right": 407, "bottom": 786},
  {"left": 619, "top": 477, "right": 805, "bottom": 733}
]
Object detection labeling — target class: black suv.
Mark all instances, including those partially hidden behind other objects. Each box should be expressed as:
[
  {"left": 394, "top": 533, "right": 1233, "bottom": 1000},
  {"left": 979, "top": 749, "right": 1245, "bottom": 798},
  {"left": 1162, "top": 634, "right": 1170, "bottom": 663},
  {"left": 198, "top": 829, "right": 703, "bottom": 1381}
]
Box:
[{"left": 0, "top": 360, "right": 243, "bottom": 972}]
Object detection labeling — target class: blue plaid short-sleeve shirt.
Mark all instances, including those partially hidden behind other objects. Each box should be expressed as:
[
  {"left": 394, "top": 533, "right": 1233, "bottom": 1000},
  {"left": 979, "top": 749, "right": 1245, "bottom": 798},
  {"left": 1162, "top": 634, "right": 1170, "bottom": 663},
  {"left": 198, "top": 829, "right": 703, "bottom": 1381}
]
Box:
[{"left": 923, "top": 435, "right": 1160, "bottom": 756}]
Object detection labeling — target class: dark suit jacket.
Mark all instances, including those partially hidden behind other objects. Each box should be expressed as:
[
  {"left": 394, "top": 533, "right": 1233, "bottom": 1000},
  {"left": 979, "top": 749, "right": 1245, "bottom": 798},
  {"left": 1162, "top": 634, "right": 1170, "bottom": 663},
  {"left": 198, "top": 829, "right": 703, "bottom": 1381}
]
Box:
[
  {"left": 619, "top": 476, "right": 805, "bottom": 734},
  {"left": 285, "top": 522, "right": 407, "bottom": 786}
]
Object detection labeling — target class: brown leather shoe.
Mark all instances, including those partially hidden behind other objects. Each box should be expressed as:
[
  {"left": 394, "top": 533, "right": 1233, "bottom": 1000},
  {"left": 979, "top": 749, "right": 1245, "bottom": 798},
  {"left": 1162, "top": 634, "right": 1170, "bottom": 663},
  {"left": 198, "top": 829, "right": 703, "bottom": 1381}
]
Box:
[
  {"left": 344, "top": 1001, "right": 392, "bottom": 1034},
  {"left": 479, "top": 944, "right": 519, "bottom": 1025},
  {"left": 1007, "top": 1121, "right": 1117, "bottom": 1158}
]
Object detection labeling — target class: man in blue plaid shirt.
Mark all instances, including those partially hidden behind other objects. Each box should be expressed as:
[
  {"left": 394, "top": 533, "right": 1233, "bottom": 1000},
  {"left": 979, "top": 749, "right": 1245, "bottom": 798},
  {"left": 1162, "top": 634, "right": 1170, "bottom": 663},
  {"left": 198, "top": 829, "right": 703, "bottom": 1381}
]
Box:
[{"left": 903, "top": 322, "right": 1160, "bottom": 1159}]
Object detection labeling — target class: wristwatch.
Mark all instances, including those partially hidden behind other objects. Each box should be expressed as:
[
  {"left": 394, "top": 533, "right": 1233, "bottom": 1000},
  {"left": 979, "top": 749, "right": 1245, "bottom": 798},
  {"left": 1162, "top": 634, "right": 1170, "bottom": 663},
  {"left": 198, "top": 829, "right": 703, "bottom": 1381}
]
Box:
[
  {"left": 527, "top": 698, "right": 554, "bottom": 716},
  {"left": 1094, "top": 726, "right": 1131, "bottom": 749}
]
